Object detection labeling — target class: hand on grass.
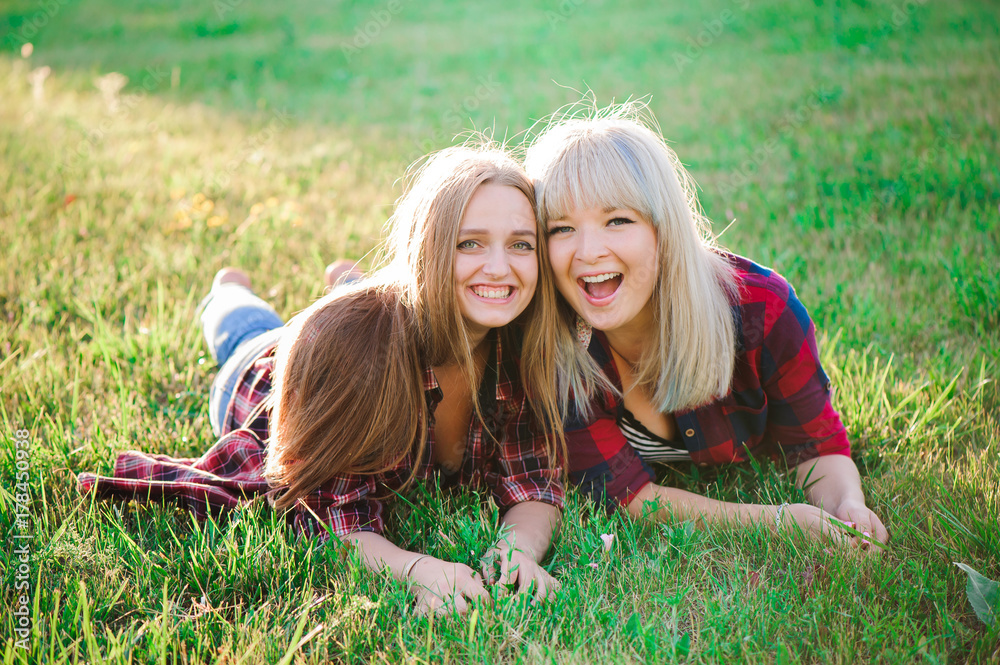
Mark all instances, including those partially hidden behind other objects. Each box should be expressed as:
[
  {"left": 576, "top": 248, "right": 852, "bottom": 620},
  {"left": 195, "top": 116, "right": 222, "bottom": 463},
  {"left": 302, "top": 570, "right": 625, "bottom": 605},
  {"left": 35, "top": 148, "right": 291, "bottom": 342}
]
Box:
[
  {"left": 831, "top": 499, "right": 889, "bottom": 547},
  {"left": 408, "top": 557, "right": 491, "bottom": 616},
  {"left": 481, "top": 544, "right": 560, "bottom": 602},
  {"left": 773, "top": 503, "right": 854, "bottom": 546},
  {"left": 774, "top": 502, "right": 887, "bottom": 549}
]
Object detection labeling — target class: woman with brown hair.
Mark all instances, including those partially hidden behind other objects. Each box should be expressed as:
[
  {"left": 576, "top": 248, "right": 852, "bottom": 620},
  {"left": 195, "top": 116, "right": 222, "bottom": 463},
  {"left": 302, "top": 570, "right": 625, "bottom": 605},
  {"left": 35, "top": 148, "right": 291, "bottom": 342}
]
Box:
[{"left": 80, "top": 143, "right": 602, "bottom": 614}]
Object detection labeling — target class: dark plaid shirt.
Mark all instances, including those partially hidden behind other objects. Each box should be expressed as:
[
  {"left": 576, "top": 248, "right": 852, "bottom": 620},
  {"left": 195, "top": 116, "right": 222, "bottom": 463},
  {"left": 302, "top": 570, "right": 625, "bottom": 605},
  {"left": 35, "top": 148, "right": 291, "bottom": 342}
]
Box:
[
  {"left": 78, "top": 330, "right": 564, "bottom": 537},
  {"left": 566, "top": 254, "right": 851, "bottom": 511}
]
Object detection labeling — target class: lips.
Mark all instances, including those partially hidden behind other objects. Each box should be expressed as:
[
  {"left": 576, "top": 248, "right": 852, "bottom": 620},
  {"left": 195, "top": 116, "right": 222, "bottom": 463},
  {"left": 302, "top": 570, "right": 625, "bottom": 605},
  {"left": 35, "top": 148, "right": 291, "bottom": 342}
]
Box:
[{"left": 578, "top": 272, "right": 622, "bottom": 300}]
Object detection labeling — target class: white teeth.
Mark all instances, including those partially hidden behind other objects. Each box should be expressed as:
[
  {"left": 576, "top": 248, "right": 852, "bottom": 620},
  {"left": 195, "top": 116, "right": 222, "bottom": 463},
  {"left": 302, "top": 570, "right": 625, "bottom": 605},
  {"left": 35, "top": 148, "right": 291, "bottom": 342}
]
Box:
[
  {"left": 472, "top": 286, "right": 512, "bottom": 299},
  {"left": 580, "top": 273, "right": 621, "bottom": 283}
]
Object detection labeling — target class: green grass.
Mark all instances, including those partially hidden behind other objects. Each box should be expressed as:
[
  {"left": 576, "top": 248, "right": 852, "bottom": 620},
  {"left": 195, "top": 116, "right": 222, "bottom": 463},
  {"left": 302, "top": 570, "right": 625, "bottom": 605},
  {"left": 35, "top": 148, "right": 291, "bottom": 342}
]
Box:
[{"left": 2, "top": 0, "right": 999, "bottom": 661}]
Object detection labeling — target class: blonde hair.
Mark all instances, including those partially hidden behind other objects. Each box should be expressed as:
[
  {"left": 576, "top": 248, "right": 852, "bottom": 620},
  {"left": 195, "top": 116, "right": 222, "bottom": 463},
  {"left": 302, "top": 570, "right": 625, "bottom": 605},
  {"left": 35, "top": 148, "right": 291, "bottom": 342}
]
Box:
[
  {"left": 266, "top": 143, "right": 578, "bottom": 509},
  {"left": 524, "top": 102, "right": 739, "bottom": 412}
]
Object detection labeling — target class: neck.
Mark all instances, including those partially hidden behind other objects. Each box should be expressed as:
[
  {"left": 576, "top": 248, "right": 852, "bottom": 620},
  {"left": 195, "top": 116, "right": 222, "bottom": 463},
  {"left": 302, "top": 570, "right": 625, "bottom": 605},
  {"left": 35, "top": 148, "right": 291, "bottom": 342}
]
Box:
[
  {"left": 437, "top": 329, "right": 491, "bottom": 371},
  {"left": 603, "top": 306, "right": 656, "bottom": 367},
  {"left": 468, "top": 328, "right": 490, "bottom": 357}
]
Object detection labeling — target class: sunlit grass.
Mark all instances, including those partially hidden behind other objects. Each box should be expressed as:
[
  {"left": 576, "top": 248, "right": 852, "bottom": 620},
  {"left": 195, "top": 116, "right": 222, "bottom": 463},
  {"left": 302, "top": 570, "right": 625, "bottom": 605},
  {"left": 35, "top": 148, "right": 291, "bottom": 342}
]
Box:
[{"left": 1, "top": 0, "right": 999, "bottom": 662}]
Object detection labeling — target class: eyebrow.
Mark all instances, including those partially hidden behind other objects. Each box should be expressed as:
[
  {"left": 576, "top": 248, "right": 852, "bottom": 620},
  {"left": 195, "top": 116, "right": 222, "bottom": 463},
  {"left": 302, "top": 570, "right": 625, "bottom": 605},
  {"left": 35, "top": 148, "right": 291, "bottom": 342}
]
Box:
[
  {"left": 549, "top": 206, "right": 626, "bottom": 222},
  {"left": 458, "top": 229, "right": 537, "bottom": 238}
]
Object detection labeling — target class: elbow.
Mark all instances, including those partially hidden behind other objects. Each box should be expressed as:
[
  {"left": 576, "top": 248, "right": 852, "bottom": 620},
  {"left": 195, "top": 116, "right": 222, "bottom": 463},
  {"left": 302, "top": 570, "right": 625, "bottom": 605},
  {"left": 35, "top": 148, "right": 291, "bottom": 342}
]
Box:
[{"left": 626, "top": 482, "right": 666, "bottom": 520}]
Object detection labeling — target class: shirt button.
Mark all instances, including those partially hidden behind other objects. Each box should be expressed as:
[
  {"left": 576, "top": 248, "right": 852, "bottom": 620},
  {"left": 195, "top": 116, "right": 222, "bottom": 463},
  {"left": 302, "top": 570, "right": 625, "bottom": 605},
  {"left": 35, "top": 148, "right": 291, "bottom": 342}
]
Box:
[{"left": 685, "top": 429, "right": 695, "bottom": 438}]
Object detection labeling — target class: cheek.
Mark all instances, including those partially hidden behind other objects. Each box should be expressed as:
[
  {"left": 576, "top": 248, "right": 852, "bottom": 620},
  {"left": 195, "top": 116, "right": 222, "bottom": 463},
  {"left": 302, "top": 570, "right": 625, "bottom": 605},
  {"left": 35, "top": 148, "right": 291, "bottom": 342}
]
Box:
[
  {"left": 625, "top": 240, "right": 659, "bottom": 286},
  {"left": 452, "top": 256, "right": 474, "bottom": 284},
  {"left": 516, "top": 256, "right": 539, "bottom": 289},
  {"left": 545, "top": 241, "right": 572, "bottom": 278}
]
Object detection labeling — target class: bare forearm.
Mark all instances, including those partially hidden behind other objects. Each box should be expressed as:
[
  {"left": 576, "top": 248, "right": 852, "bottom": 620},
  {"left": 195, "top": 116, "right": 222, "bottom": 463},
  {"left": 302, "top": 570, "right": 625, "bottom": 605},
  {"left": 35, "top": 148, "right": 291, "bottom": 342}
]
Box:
[
  {"left": 626, "top": 482, "right": 862, "bottom": 545},
  {"left": 344, "top": 531, "right": 427, "bottom": 581},
  {"left": 793, "top": 454, "right": 865, "bottom": 512},
  {"left": 627, "top": 483, "right": 773, "bottom": 528},
  {"left": 498, "top": 501, "right": 561, "bottom": 562}
]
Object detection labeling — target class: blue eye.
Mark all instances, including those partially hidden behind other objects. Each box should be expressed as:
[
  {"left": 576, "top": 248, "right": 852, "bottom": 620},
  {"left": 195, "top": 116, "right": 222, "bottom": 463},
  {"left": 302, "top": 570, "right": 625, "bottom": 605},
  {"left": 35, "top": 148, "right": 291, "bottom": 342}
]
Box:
[
  {"left": 547, "top": 225, "right": 572, "bottom": 235},
  {"left": 608, "top": 217, "right": 634, "bottom": 227}
]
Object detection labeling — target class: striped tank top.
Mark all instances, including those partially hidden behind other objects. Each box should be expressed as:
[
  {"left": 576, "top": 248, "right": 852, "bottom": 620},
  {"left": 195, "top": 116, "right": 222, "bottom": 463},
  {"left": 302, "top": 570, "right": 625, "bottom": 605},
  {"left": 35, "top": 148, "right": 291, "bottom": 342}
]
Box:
[{"left": 619, "top": 407, "right": 692, "bottom": 462}]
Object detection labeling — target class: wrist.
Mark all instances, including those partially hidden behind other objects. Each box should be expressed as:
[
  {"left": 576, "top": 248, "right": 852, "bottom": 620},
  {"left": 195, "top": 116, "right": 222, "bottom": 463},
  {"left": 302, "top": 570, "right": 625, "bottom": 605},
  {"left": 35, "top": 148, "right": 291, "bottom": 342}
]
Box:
[
  {"left": 735, "top": 503, "right": 772, "bottom": 528},
  {"left": 400, "top": 554, "right": 435, "bottom": 584},
  {"left": 829, "top": 496, "right": 867, "bottom": 518}
]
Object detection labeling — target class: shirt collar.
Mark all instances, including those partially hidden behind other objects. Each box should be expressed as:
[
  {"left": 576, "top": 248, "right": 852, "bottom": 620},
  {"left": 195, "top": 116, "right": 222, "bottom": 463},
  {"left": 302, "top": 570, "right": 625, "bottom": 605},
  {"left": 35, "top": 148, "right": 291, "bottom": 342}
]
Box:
[{"left": 422, "top": 329, "right": 517, "bottom": 405}]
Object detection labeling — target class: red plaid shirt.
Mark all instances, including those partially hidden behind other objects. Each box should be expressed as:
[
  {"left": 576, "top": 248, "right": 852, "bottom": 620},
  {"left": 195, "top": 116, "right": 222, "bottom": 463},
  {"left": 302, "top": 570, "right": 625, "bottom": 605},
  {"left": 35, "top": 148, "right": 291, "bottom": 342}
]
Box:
[
  {"left": 78, "top": 330, "right": 564, "bottom": 538},
  {"left": 565, "top": 254, "right": 851, "bottom": 511}
]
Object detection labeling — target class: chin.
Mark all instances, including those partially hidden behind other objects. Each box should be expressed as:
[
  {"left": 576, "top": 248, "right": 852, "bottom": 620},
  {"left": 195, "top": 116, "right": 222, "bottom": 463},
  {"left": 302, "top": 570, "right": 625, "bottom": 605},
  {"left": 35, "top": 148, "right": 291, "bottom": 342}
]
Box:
[
  {"left": 468, "top": 313, "right": 518, "bottom": 329},
  {"left": 579, "top": 308, "right": 628, "bottom": 333}
]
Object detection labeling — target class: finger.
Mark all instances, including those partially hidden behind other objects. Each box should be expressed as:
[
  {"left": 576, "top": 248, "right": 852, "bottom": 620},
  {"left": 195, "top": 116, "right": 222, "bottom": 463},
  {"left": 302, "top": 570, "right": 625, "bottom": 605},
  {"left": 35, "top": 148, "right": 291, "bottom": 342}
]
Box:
[
  {"left": 870, "top": 514, "right": 890, "bottom": 544},
  {"left": 481, "top": 552, "right": 499, "bottom": 583},
  {"left": 494, "top": 564, "right": 511, "bottom": 598},
  {"left": 537, "top": 574, "right": 561, "bottom": 602},
  {"left": 462, "top": 576, "right": 493, "bottom": 606},
  {"left": 513, "top": 568, "right": 536, "bottom": 597},
  {"left": 821, "top": 522, "right": 851, "bottom": 546},
  {"left": 416, "top": 591, "right": 441, "bottom": 616},
  {"left": 498, "top": 553, "right": 513, "bottom": 587},
  {"left": 530, "top": 573, "right": 549, "bottom": 601},
  {"left": 449, "top": 595, "right": 468, "bottom": 616},
  {"left": 848, "top": 514, "right": 883, "bottom": 547}
]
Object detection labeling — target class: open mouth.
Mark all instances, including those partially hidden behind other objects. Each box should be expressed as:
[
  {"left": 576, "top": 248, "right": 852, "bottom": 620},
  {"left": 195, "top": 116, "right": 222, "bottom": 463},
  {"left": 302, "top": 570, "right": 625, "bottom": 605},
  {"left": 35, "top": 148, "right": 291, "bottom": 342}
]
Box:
[
  {"left": 579, "top": 272, "right": 622, "bottom": 300},
  {"left": 471, "top": 285, "right": 513, "bottom": 300}
]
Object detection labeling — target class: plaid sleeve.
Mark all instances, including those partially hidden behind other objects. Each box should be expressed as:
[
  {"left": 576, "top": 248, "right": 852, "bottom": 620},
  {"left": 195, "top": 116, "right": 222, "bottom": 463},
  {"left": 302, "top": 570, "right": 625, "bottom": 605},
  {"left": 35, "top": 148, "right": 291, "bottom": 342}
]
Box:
[
  {"left": 758, "top": 272, "right": 851, "bottom": 465},
  {"left": 565, "top": 415, "right": 656, "bottom": 513},
  {"left": 283, "top": 473, "right": 387, "bottom": 539},
  {"left": 489, "top": 405, "right": 565, "bottom": 511},
  {"left": 77, "top": 429, "right": 272, "bottom": 519}
]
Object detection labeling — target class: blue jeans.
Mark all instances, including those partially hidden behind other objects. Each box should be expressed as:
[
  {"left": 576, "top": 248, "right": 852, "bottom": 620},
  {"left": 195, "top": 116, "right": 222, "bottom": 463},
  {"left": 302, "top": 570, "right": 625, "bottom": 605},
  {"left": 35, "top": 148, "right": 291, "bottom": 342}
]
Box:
[{"left": 200, "top": 283, "right": 285, "bottom": 437}]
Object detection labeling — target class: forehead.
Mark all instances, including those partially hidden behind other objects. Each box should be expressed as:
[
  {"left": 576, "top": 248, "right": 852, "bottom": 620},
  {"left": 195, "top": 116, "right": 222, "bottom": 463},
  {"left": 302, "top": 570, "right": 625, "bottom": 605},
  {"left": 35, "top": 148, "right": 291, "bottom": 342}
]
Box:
[
  {"left": 536, "top": 133, "right": 654, "bottom": 223},
  {"left": 460, "top": 184, "right": 536, "bottom": 232}
]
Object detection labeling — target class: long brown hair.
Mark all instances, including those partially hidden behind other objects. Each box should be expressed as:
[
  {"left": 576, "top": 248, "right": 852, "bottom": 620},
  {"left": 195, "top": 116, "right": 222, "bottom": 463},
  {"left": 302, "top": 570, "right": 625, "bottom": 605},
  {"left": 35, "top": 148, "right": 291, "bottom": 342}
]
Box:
[{"left": 265, "top": 142, "right": 576, "bottom": 509}]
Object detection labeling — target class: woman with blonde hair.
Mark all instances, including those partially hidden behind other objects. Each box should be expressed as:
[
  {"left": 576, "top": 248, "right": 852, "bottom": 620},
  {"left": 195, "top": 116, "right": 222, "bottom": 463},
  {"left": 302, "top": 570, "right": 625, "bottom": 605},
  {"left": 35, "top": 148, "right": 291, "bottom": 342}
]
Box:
[
  {"left": 524, "top": 104, "right": 889, "bottom": 547},
  {"left": 80, "top": 143, "right": 596, "bottom": 613}
]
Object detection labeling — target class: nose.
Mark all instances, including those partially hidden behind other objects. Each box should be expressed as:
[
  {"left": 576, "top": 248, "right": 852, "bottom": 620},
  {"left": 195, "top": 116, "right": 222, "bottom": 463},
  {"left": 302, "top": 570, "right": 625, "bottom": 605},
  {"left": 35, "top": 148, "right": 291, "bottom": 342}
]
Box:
[
  {"left": 483, "top": 246, "right": 511, "bottom": 279},
  {"left": 576, "top": 225, "right": 609, "bottom": 264}
]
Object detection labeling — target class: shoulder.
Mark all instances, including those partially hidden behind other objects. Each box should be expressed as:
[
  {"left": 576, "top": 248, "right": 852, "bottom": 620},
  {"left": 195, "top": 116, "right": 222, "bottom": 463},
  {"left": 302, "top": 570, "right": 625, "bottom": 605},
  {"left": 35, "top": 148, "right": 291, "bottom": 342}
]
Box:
[
  {"left": 721, "top": 254, "right": 811, "bottom": 350},
  {"left": 719, "top": 253, "right": 789, "bottom": 305}
]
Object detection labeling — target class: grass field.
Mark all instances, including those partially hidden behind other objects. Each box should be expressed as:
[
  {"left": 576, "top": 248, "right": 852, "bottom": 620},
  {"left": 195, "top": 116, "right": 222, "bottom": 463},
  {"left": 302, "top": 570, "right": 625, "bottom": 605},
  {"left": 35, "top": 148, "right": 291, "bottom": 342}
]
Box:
[{"left": 2, "top": 0, "right": 999, "bottom": 662}]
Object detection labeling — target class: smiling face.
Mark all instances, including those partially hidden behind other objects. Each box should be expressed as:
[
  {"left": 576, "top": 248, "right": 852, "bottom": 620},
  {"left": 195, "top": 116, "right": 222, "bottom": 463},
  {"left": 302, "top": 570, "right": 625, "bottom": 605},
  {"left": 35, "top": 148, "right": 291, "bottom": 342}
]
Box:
[
  {"left": 454, "top": 183, "right": 539, "bottom": 343},
  {"left": 546, "top": 205, "right": 659, "bottom": 337}
]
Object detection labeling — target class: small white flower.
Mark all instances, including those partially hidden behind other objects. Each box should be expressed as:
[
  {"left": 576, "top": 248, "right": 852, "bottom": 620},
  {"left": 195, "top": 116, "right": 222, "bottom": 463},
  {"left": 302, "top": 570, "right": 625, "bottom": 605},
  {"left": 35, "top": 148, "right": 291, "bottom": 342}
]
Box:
[
  {"left": 28, "top": 66, "right": 51, "bottom": 102},
  {"left": 94, "top": 72, "right": 129, "bottom": 112},
  {"left": 600, "top": 533, "right": 615, "bottom": 552}
]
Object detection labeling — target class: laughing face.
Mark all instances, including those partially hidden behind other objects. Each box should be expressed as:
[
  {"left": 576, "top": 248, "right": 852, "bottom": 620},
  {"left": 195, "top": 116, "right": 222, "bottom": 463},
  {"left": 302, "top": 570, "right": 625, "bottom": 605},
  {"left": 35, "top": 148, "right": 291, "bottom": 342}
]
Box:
[
  {"left": 546, "top": 205, "right": 658, "bottom": 337},
  {"left": 454, "top": 183, "right": 539, "bottom": 342}
]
